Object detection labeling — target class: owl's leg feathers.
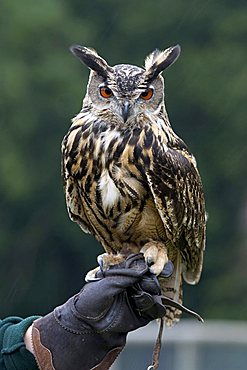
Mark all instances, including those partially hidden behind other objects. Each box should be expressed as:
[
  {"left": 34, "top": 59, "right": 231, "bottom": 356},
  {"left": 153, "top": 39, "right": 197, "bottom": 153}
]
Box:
[
  {"left": 159, "top": 253, "right": 183, "bottom": 326},
  {"left": 140, "top": 241, "right": 168, "bottom": 275},
  {"left": 97, "top": 252, "right": 125, "bottom": 270}
]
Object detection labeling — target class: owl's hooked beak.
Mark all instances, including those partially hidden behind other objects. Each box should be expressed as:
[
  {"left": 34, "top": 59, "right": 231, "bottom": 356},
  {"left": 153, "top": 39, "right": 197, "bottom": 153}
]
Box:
[{"left": 121, "top": 101, "right": 131, "bottom": 122}]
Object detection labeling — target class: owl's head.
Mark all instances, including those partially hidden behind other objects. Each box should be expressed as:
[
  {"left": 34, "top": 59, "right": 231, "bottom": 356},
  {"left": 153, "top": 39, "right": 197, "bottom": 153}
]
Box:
[{"left": 70, "top": 44, "right": 180, "bottom": 123}]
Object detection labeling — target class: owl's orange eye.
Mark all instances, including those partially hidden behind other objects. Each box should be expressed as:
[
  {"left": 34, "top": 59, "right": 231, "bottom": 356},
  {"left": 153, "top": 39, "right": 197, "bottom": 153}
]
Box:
[
  {"left": 140, "top": 88, "right": 153, "bottom": 100},
  {"left": 100, "top": 86, "right": 113, "bottom": 98}
]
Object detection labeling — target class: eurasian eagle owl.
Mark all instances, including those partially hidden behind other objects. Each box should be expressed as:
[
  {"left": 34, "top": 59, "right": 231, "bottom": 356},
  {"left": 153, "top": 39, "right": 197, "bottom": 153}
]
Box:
[{"left": 62, "top": 44, "right": 206, "bottom": 325}]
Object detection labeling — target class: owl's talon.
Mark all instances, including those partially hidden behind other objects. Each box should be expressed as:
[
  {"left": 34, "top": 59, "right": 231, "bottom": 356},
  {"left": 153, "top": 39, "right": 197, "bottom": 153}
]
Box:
[
  {"left": 85, "top": 267, "right": 101, "bottom": 282},
  {"left": 146, "top": 256, "right": 155, "bottom": 267},
  {"left": 97, "top": 254, "right": 106, "bottom": 274},
  {"left": 97, "top": 254, "right": 104, "bottom": 268}
]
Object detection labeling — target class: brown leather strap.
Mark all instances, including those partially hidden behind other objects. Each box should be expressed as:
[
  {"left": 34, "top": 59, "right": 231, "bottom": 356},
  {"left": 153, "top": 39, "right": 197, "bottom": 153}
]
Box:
[
  {"left": 91, "top": 347, "right": 124, "bottom": 370},
  {"left": 147, "top": 319, "right": 164, "bottom": 370}
]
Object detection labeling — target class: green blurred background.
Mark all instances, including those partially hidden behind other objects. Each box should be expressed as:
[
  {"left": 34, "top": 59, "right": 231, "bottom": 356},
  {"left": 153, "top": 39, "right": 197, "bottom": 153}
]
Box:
[{"left": 0, "top": 0, "right": 246, "bottom": 320}]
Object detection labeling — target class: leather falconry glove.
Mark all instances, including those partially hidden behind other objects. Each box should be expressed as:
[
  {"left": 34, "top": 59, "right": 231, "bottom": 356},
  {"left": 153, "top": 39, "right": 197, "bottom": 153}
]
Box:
[{"left": 31, "top": 253, "right": 167, "bottom": 370}]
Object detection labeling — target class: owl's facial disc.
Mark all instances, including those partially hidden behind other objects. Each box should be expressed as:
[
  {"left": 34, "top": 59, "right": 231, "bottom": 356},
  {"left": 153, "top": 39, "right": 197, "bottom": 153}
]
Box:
[{"left": 88, "top": 64, "right": 163, "bottom": 123}]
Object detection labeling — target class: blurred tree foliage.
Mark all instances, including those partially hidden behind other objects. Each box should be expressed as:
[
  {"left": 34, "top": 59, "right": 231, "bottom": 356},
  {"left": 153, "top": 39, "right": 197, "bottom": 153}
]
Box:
[{"left": 0, "top": 0, "right": 246, "bottom": 319}]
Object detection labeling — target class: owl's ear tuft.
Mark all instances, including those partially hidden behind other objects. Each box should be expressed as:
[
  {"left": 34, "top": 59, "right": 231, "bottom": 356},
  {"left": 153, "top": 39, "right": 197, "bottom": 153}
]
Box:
[
  {"left": 70, "top": 45, "right": 113, "bottom": 79},
  {"left": 144, "top": 45, "right": 181, "bottom": 82}
]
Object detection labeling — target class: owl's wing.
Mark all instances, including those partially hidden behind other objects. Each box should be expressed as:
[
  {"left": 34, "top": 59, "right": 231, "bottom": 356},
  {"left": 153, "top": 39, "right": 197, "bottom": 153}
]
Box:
[
  {"left": 146, "top": 141, "right": 206, "bottom": 284},
  {"left": 61, "top": 132, "right": 92, "bottom": 235},
  {"left": 63, "top": 175, "right": 92, "bottom": 234}
]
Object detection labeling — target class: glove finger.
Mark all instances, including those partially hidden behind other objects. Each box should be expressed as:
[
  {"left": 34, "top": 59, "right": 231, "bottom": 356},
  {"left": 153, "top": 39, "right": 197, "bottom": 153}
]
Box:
[
  {"left": 131, "top": 292, "right": 166, "bottom": 319},
  {"left": 159, "top": 260, "right": 174, "bottom": 278},
  {"left": 136, "top": 275, "right": 161, "bottom": 296}
]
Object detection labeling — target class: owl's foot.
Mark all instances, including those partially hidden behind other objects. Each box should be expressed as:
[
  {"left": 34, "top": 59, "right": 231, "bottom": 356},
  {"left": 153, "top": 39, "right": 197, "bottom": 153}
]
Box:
[
  {"left": 140, "top": 241, "right": 168, "bottom": 275},
  {"left": 85, "top": 253, "right": 125, "bottom": 282}
]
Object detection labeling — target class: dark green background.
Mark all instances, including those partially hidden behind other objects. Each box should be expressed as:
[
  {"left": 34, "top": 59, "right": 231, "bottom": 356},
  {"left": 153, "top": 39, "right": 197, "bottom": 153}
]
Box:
[{"left": 0, "top": 0, "right": 246, "bottom": 320}]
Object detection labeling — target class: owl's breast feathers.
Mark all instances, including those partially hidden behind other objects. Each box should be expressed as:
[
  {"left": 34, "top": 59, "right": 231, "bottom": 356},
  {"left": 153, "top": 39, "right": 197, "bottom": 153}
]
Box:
[{"left": 62, "top": 110, "right": 206, "bottom": 282}]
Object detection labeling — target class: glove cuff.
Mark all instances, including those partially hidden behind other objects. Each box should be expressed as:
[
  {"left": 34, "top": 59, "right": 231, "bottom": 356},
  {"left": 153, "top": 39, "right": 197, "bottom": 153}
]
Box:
[{"left": 31, "top": 309, "right": 126, "bottom": 370}]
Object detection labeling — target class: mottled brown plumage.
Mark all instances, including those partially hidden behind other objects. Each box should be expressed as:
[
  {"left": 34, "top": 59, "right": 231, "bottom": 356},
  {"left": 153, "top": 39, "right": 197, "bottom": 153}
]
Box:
[{"left": 61, "top": 45, "right": 206, "bottom": 325}]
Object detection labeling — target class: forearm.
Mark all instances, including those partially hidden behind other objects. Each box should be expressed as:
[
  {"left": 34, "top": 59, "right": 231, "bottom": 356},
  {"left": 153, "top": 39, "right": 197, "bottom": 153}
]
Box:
[{"left": 24, "top": 324, "right": 34, "bottom": 354}]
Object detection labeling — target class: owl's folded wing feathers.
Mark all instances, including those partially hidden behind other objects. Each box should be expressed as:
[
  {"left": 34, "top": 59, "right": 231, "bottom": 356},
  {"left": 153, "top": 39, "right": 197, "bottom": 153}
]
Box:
[
  {"left": 61, "top": 132, "right": 92, "bottom": 235},
  {"left": 146, "top": 144, "right": 206, "bottom": 285}
]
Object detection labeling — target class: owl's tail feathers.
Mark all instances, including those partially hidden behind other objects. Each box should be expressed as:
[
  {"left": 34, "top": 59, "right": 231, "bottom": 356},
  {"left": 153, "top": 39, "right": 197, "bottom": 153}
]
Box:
[{"left": 159, "top": 253, "right": 183, "bottom": 326}]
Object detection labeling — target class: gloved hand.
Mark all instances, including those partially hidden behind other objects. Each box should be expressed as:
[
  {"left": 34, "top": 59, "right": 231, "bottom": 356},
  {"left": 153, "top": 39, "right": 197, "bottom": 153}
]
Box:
[{"left": 31, "top": 253, "right": 166, "bottom": 370}]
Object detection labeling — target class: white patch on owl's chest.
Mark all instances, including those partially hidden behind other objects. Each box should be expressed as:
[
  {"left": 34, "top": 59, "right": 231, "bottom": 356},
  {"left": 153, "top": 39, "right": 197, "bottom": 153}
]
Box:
[
  {"left": 98, "top": 170, "right": 120, "bottom": 210},
  {"left": 101, "top": 130, "right": 121, "bottom": 149}
]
